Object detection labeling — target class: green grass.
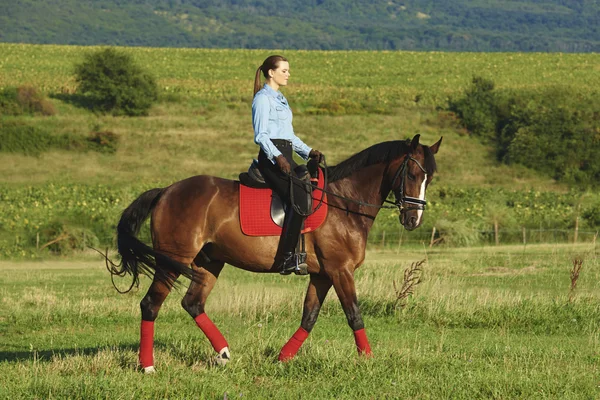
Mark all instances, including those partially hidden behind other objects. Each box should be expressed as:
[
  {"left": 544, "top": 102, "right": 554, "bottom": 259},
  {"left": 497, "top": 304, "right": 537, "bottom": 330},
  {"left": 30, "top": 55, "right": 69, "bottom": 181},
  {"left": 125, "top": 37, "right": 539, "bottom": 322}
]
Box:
[
  {"left": 0, "top": 101, "right": 566, "bottom": 191},
  {"left": 1, "top": 43, "right": 599, "bottom": 398},
  {"left": 2, "top": 44, "right": 600, "bottom": 258},
  {"left": 2, "top": 44, "right": 600, "bottom": 106},
  {"left": 1, "top": 244, "right": 599, "bottom": 399},
  {"left": 4, "top": 43, "right": 594, "bottom": 191}
]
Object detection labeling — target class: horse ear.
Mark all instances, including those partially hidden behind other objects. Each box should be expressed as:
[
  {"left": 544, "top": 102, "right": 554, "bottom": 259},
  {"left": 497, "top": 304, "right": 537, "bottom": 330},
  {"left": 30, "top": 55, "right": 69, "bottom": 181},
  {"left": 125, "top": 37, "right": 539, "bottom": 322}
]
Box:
[
  {"left": 410, "top": 134, "right": 420, "bottom": 150},
  {"left": 429, "top": 137, "right": 443, "bottom": 154}
]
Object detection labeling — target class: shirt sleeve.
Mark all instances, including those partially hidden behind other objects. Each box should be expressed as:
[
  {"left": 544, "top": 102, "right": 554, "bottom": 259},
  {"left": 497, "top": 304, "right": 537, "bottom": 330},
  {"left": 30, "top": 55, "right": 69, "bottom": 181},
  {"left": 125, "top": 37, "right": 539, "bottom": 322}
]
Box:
[
  {"left": 252, "top": 94, "right": 281, "bottom": 162},
  {"left": 291, "top": 134, "right": 312, "bottom": 160}
]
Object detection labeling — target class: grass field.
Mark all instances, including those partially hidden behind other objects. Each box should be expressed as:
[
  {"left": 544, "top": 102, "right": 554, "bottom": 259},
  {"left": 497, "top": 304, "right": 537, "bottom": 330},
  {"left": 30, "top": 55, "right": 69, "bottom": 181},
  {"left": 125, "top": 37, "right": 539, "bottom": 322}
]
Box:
[
  {"left": 5, "top": 44, "right": 599, "bottom": 259},
  {"left": 2, "top": 43, "right": 598, "bottom": 190},
  {"left": 1, "top": 44, "right": 599, "bottom": 397},
  {"left": 3, "top": 43, "right": 579, "bottom": 191},
  {"left": 1, "top": 243, "right": 599, "bottom": 399},
  {"left": 2, "top": 44, "right": 600, "bottom": 107}
]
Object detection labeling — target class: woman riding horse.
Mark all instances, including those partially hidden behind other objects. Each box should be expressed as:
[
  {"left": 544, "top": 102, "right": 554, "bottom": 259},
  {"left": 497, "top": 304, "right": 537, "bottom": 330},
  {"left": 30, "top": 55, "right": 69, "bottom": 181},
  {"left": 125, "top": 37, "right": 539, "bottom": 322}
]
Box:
[
  {"left": 110, "top": 81, "right": 441, "bottom": 373},
  {"left": 252, "top": 55, "right": 324, "bottom": 275}
]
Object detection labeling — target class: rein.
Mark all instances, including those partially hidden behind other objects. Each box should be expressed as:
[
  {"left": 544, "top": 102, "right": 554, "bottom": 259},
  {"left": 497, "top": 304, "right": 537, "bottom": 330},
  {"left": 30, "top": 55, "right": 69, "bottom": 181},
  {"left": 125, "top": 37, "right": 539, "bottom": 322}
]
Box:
[
  {"left": 289, "top": 156, "right": 329, "bottom": 217},
  {"left": 288, "top": 153, "right": 427, "bottom": 216}
]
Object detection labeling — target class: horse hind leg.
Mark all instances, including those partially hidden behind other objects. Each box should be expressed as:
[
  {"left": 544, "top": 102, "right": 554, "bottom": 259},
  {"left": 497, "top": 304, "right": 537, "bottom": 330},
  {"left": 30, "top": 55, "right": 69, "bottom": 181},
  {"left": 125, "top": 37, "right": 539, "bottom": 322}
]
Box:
[
  {"left": 138, "top": 242, "right": 200, "bottom": 373},
  {"left": 180, "top": 258, "right": 228, "bottom": 365},
  {"left": 139, "top": 270, "right": 180, "bottom": 374}
]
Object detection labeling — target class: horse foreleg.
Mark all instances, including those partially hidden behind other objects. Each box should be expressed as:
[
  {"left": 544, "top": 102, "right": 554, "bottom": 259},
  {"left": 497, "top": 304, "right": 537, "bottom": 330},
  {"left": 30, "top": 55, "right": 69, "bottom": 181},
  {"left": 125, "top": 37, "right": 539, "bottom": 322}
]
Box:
[
  {"left": 180, "top": 261, "right": 229, "bottom": 364},
  {"left": 279, "top": 273, "right": 332, "bottom": 361},
  {"left": 331, "top": 268, "right": 372, "bottom": 356},
  {"left": 139, "top": 273, "right": 179, "bottom": 373}
]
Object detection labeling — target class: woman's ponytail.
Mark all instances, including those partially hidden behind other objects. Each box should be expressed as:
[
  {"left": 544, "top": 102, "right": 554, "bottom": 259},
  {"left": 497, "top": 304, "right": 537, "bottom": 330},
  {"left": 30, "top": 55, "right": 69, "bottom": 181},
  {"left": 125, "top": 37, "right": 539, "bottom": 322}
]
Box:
[{"left": 253, "top": 65, "right": 263, "bottom": 96}]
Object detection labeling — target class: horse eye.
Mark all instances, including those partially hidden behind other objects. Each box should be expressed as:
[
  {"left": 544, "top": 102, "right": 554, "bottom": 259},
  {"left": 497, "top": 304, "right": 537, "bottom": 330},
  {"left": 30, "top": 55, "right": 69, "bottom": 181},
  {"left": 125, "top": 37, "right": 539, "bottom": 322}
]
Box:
[{"left": 407, "top": 173, "right": 416, "bottom": 181}]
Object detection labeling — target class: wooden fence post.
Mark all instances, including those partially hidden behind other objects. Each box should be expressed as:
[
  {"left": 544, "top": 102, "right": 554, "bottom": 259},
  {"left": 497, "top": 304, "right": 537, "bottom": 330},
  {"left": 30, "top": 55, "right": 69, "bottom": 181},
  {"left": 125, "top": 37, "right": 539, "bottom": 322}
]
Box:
[
  {"left": 494, "top": 219, "right": 499, "bottom": 246},
  {"left": 522, "top": 227, "right": 526, "bottom": 245},
  {"left": 574, "top": 216, "right": 579, "bottom": 244},
  {"left": 397, "top": 225, "right": 403, "bottom": 253},
  {"left": 429, "top": 226, "right": 436, "bottom": 248},
  {"left": 381, "top": 230, "right": 385, "bottom": 248}
]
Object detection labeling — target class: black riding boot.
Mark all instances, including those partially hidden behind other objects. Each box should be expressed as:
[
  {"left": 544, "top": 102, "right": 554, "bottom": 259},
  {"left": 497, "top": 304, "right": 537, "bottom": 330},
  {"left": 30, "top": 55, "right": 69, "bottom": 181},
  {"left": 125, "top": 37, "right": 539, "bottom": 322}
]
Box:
[{"left": 276, "top": 209, "right": 308, "bottom": 275}]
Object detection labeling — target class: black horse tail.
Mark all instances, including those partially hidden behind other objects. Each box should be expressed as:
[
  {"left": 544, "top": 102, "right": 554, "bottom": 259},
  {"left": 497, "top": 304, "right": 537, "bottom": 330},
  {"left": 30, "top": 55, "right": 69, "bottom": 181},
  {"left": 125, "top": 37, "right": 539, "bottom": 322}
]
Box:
[{"left": 108, "top": 187, "right": 197, "bottom": 293}]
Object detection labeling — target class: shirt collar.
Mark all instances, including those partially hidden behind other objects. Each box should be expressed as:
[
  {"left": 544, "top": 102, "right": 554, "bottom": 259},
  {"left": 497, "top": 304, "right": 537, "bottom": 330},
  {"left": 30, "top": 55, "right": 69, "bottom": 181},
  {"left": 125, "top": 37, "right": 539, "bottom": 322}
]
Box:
[{"left": 263, "top": 84, "right": 285, "bottom": 101}]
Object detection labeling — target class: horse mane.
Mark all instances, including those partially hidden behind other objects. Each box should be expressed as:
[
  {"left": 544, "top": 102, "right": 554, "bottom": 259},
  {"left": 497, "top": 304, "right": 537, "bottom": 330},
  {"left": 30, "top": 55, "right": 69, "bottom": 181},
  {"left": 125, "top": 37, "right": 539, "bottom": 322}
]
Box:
[{"left": 325, "top": 140, "right": 437, "bottom": 182}]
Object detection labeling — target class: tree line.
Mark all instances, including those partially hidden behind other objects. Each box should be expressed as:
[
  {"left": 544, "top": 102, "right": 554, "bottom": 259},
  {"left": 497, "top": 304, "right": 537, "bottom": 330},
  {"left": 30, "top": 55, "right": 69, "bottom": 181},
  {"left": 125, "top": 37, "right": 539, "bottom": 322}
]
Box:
[{"left": 1, "top": 0, "right": 600, "bottom": 52}]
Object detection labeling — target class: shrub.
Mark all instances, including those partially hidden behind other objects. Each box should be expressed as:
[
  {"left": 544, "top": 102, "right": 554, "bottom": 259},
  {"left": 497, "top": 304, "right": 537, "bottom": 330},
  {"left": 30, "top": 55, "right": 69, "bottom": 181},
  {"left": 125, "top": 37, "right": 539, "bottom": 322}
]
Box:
[
  {"left": 448, "top": 77, "right": 600, "bottom": 187},
  {"left": 38, "top": 221, "right": 99, "bottom": 255},
  {"left": 0, "top": 87, "right": 22, "bottom": 115},
  {"left": 582, "top": 204, "right": 600, "bottom": 228},
  {"left": 87, "top": 131, "right": 119, "bottom": 154},
  {"left": 433, "top": 218, "right": 483, "bottom": 247},
  {"left": 447, "top": 76, "right": 497, "bottom": 141},
  {"left": 74, "top": 48, "right": 158, "bottom": 116},
  {"left": 0, "top": 121, "right": 119, "bottom": 155},
  {"left": 503, "top": 90, "right": 600, "bottom": 185},
  {"left": 0, "top": 86, "right": 56, "bottom": 116},
  {"left": 16, "top": 86, "right": 56, "bottom": 115},
  {"left": 0, "top": 121, "right": 55, "bottom": 155}
]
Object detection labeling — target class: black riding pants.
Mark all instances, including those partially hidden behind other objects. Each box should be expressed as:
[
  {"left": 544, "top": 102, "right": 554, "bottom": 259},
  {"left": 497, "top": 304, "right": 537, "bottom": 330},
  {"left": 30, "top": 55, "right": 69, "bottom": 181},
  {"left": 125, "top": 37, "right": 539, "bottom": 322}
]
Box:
[{"left": 257, "top": 140, "right": 310, "bottom": 215}]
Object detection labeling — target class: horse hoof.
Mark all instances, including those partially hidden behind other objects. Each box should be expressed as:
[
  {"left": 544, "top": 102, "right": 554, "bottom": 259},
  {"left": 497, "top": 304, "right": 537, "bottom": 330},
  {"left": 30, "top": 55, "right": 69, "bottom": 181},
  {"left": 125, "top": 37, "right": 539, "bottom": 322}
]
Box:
[
  {"left": 215, "top": 347, "right": 230, "bottom": 366},
  {"left": 142, "top": 366, "right": 156, "bottom": 374}
]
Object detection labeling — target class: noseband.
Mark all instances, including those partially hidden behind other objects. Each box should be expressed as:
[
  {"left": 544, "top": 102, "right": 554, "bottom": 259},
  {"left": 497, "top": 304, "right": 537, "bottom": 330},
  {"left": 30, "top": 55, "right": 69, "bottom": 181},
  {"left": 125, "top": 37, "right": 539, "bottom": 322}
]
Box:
[{"left": 389, "top": 155, "right": 428, "bottom": 212}]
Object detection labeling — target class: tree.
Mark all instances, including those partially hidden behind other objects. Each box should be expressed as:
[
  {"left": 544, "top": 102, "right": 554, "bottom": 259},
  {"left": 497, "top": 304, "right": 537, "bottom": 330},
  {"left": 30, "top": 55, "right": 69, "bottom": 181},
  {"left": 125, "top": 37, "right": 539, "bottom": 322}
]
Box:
[{"left": 74, "top": 48, "right": 158, "bottom": 116}]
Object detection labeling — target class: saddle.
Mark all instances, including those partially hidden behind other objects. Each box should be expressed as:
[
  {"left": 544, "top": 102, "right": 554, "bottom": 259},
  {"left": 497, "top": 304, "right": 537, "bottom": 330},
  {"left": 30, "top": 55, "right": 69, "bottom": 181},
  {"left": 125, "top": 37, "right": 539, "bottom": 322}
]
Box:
[{"left": 238, "top": 160, "right": 327, "bottom": 236}]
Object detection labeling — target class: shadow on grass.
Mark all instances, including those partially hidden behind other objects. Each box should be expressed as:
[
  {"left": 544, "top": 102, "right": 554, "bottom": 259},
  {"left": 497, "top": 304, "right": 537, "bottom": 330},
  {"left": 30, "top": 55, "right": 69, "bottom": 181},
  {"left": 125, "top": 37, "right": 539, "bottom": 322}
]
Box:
[
  {"left": 0, "top": 343, "right": 138, "bottom": 363},
  {"left": 0, "top": 341, "right": 226, "bottom": 369},
  {"left": 50, "top": 93, "right": 97, "bottom": 112},
  {"left": 262, "top": 345, "right": 278, "bottom": 360}
]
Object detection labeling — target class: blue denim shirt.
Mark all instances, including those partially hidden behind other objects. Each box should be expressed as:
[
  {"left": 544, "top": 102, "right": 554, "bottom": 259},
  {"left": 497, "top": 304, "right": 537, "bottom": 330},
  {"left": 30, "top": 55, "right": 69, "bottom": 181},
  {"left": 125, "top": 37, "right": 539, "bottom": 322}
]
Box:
[{"left": 252, "top": 84, "right": 312, "bottom": 163}]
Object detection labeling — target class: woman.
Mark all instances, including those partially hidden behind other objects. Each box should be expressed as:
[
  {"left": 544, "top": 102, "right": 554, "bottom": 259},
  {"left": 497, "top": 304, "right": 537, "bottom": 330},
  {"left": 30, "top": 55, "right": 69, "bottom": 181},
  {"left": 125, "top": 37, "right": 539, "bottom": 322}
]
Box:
[{"left": 252, "top": 55, "right": 324, "bottom": 275}]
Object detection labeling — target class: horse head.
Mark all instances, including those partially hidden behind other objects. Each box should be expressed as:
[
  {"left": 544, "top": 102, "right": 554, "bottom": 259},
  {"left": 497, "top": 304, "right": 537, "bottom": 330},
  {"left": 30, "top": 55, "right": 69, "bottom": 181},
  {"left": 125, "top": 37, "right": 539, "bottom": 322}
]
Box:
[{"left": 389, "top": 134, "right": 442, "bottom": 231}]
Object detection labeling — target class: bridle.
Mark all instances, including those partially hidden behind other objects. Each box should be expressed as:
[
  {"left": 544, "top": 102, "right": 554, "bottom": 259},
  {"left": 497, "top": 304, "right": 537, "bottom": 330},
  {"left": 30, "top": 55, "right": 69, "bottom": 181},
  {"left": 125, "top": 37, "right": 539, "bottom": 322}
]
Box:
[
  {"left": 288, "top": 153, "right": 429, "bottom": 216},
  {"left": 387, "top": 154, "right": 428, "bottom": 213}
]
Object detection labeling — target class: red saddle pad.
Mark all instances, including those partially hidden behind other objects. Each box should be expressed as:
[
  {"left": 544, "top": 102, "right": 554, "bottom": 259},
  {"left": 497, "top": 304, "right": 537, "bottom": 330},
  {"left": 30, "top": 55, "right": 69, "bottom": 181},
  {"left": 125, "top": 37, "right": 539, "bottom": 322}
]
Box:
[{"left": 239, "top": 171, "right": 328, "bottom": 236}]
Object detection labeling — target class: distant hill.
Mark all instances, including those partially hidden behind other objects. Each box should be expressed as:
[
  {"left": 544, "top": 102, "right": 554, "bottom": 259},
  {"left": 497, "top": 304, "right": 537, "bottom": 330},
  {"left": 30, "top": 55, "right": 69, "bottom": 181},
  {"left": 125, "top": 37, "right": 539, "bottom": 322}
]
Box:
[{"left": 1, "top": 0, "right": 599, "bottom": 52}]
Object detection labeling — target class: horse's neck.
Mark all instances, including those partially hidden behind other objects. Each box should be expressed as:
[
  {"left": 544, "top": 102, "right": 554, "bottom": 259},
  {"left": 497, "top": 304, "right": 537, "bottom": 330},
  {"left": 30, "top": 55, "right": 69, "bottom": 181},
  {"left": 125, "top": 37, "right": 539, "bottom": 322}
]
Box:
[{"left": 329, "top": 163, "right": 389, "bottom": 221}]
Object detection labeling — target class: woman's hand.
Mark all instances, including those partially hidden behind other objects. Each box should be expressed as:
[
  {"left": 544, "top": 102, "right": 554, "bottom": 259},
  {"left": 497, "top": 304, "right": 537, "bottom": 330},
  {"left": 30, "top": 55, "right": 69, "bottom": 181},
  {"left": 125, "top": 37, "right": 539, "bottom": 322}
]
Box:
[
  {"left": 309, "top": 149, "right": 324, "bottom": 163},
  {"left": 276, "top": 155, "right": 292, "bottom": 174}
]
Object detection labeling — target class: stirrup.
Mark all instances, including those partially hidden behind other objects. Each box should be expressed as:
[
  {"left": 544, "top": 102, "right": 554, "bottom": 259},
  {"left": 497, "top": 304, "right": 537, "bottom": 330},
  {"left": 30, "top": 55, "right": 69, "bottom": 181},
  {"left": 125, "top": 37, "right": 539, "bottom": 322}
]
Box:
[{"left": 279, "top": 253, "right": 308, "bottom": 276}]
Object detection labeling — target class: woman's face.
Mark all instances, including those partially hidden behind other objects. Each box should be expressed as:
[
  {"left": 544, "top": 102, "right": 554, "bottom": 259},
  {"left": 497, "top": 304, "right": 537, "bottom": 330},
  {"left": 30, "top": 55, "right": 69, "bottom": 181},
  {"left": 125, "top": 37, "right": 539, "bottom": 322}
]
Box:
[{"left": 269, "top": 61, "right": 290, "bottom": 88}]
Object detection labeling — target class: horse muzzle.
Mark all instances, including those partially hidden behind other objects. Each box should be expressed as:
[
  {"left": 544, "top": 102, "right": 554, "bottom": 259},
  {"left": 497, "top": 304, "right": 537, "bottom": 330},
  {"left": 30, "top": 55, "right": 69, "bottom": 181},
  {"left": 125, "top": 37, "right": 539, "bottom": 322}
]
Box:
[{"left": 400, "top": 211, "right": 419, "bottom": 231}]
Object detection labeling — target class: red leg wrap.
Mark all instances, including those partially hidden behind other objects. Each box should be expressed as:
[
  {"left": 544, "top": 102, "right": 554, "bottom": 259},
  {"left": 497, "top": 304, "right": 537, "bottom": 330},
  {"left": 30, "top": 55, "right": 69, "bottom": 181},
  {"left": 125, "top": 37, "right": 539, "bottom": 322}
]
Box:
[
  {"left": 353, "top": 328, "right": 372, "bottom": 356},
  {"left": 194, "top": 313, "right": 228, "bottom": 353},
  {"left": 278, "top": 327, "right": 309, "bottom": 362},
  {"left": 139, "top": 320, "right": 155, "bottom": 368}
]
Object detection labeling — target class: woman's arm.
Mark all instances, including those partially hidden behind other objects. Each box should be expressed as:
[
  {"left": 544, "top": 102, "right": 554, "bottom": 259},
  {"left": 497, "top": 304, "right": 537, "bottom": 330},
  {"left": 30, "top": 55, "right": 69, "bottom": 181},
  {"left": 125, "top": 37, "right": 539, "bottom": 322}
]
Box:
[
  {"left": 252, "top": 94, "right": 281, "bottom": 162},
  {"left": 290, "top": 134, "right": 312, "bottom": 161}
]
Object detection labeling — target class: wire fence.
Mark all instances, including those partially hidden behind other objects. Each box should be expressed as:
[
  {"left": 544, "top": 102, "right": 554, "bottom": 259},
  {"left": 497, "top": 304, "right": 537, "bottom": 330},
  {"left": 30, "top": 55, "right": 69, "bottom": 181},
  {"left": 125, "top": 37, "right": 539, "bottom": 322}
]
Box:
[{"left": 367, "top": 227, "right": 599, "bottom": 250}]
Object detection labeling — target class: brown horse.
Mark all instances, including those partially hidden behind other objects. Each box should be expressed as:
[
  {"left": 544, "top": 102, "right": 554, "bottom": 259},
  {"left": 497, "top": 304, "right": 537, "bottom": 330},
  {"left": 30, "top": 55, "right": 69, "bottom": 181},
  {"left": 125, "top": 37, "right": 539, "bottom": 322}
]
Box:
[{"left": 111, "top": 134, "right": 441, "bottom": 373}]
